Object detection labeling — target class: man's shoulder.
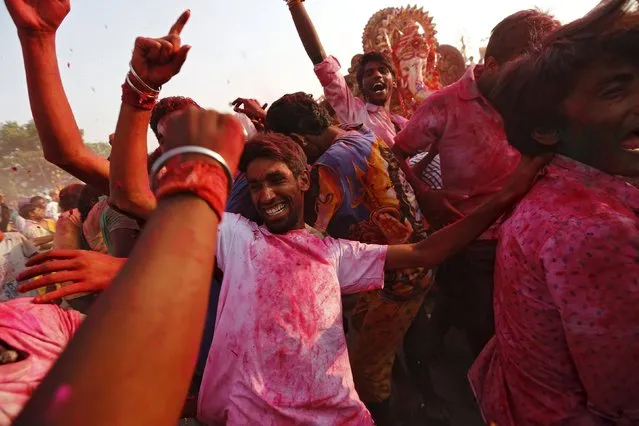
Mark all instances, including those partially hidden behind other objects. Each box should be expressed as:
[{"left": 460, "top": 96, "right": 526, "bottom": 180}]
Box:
[{"left": 502, "top": 168, "right": 633, "bottom": 244}]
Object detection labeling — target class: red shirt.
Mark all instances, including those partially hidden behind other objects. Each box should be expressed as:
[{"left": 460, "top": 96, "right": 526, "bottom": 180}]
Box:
[
  {"left": 394, "top": 65, "right": 520, "bottom": 239},
  {"left": 469, "top": 156, "right": 639, "bottom": 426}
]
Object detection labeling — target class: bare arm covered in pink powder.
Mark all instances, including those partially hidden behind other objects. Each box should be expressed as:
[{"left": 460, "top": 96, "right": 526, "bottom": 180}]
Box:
[
  {"left": 6, "top": 0, "right": 110, "bottom": 194},
  {"left": 108, "top": 11, "right": 191, "bottom": 219},
  {"left": 386, "top": 155, "right": 551, "bottom": 270},
  {"left": 13, "top": 107, "right": 245, "bottom": 426}
]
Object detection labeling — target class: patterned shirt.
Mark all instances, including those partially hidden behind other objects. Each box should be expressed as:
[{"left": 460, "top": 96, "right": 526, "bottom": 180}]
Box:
[
  {"left": 469, "top": 156, "right": 639, "bottom": 426},
  {"left": 314, "top": 56, "right": 407, "bottom": 148},
  {"left": 394, "top": 65, "right": 521, "bottom": 240},
  {"left": 307, "top": 129, "right": 433, "bottom": 301}
]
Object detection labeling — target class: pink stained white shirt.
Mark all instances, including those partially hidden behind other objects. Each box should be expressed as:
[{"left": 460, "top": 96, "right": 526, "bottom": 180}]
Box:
[
  {"left": 469, "top": 156, "right": 639, "bottom": 425},
  {"left": 314, "top": 56, "right": 408, "bottom": 147},
  {"left": 394, "top": 65, "right": 521, "bottom": 240},
  {"left": 0, "top": 298, "right": 84, "bottom": 425},
  {"left": 198, "top": 213, "right": 387, "bottom": 425}
]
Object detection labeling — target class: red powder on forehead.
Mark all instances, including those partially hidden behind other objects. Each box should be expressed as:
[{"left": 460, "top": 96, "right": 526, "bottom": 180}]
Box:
[{"left": 11, "top": 167, "right": 17, "bottom": 172}]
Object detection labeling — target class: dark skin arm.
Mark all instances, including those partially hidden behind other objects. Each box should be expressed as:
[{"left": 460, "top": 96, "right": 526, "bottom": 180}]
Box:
[
  {"left": 385, "top": 155, "right": 551, "bottom": 270},
  {"left": 109, "top": 228, "right": 141, "bottom": 258},
  {"left": 109, "top": 11, "right": 191, "bottom": 219},
  {"left": 13, "top": 107, "right": 246, "bottom": 426},
  {"left": 7, "top": 0, "right": 110, "bottom": 194},
  {"left": 287, "top": 1, "right": 327, "bottom": 65}
]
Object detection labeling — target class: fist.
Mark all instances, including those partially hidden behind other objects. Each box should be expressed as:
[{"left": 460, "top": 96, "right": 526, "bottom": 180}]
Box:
[{"left": 161, "top": 107, "right": 246, "bottom": 175}]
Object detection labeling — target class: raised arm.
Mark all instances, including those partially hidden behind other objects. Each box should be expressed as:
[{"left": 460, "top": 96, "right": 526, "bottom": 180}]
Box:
[
  {"left": 286, "top": 0, "right": 326, "bottom": 65},
  {"left": 109, "top": 11, "right": 191, "bottom": 219},
  {"left": 5, "top": 0, "right": 110, "bottom": 194},
  {"left": 13, "top": 108, "right": 245, "bottom": 426},
  {"left": 386, "top": 155, "right": 551, "bottom": 270}
]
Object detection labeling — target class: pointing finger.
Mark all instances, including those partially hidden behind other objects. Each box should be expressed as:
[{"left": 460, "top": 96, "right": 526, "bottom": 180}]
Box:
[{"left": 169, "top": 9, "right": 191, "bottom": 36}]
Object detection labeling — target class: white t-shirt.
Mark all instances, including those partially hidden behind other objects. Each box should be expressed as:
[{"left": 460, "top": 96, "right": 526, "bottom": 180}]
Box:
[
  {"left": 198, "top": 214, "right": 387, "bottom": 426},
  {"left": 0, "top": 233, "right": 38, "bottom": 301}
]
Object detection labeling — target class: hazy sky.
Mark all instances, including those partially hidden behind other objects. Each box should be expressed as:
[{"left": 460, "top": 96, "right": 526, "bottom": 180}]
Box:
[{"left": 0, "top": 0, "right": 599, "bottom": 148}]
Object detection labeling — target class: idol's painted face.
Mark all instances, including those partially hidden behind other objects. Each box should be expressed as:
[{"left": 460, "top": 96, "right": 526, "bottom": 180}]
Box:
[
  {"left": 559, "top": 60, "right": 639, "bottom": 177},
  {"left": 246, "top": 158, "right": 309, "bottom": 234}
]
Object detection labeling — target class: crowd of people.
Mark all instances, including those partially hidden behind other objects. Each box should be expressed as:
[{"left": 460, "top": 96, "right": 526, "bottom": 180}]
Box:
[{"left": 0, "top": 0, "right": 637, "bottom": 425}]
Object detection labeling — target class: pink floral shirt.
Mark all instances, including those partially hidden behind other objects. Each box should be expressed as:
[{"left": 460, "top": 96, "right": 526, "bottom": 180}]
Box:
[
  {"left": 394, "top": 65, "right": 521, "bottom": 239},
  {"left": 314, "top": 56, "right": 408, "bottom": 147},
  {"left": 469, "top": 156, "right": 639, "bottom": 426}
]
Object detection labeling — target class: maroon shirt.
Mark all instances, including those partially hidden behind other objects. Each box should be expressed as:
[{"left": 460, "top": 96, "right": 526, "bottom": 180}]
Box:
[{"left": 469, "top": 156, "right": 639, "bottom": 425}]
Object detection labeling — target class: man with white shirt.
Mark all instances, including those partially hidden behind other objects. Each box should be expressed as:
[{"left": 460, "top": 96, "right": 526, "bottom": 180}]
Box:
[{"left": 197, "top": 132, "right": 544, "bottom": 425}]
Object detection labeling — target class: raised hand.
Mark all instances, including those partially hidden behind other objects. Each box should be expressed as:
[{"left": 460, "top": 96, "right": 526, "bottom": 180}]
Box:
[
  {"left": 17, "top": 249, "right": 126, "bottom": 303},
  {"left": 130, "top": 10, "right": 191, "bottom": 90},
  {"left": 161, "top": 107, "right": 246, "bottom": 175},
  {"left": 232, "top": 98, "right": 267, "bottom": 121},
  {"left": 4, "top": 0, "right": 70, "bottom": 35}
]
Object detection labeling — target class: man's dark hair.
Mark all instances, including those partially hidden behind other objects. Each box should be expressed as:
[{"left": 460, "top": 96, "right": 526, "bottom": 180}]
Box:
[
  {"left": 150, "top": 96, "right": 202, "bottom": 138},
  {"left": 29, "top": 196, "right": 46, "bottom": 206},
  {"left": 485, "top": 10, "right": 560, "bottom": 65},
  {"left": 490, "top": 0, "right": 638, "bottom": 155},
  {"left": 59, "top": 183, "right": 85, "bottom": 213},
  {"left": 356, "top": 51, "right": 396, "bottom": 89},
  {"left": 265, "top": 92, "right": 332, "bottom": 136},
  {"left": 78, "top": 185, "right": 104, "bottom": 223},
  {"left": 239, "top": 133, "right": 307, "bottom": 176}
]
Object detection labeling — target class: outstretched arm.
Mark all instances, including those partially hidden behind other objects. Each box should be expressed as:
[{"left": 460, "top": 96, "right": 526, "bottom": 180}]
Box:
[
  {"left": 6, "top": 0, "right": 110, "bottom": 194},
  {"left": 386, "top": 155, "right": 551, "bottom": 270},
  {"left": 13, "top": 108, "right": 245, "bottom": 426},
  {"left": 109, "top": 11, "right": 191, "bottom": 219},
  {"left": 287, "top": 1, "right": 326, "bottom": 65}
]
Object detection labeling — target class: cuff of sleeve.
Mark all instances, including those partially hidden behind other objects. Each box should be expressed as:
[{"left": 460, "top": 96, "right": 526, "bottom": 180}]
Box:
[{"left": 314, "top": 55, "right": 342, "bottom": 87}]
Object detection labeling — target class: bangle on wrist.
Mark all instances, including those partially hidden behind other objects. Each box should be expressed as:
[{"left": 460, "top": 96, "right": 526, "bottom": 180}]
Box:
[
  {"left": 286, "top": 0, "right": 303, "bottom": 7},
  {"left": 149, "top": 146, "right": 233, "bottom": 195},
  {"left": 121, "top": 80, "right": 158, "bottom": 111},
  {"left": 155, "top": 160, "right": 229, "bottom": 220}
]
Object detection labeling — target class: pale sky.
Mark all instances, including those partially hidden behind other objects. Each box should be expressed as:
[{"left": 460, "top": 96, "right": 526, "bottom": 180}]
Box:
[{"left": 0, "top": 0, "right": 599, "bottom": 149}]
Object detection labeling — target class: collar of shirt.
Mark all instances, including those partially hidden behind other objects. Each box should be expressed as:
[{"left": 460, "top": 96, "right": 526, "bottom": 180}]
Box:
[
  {"left": 458, "top": 64, "right": 483, "bottom": 101},
  {"left": 552, "top": 155, "right": 639, "bottom": 212},
  {"left": 365, "top": 103, "right": 407, "bottom": 126}
]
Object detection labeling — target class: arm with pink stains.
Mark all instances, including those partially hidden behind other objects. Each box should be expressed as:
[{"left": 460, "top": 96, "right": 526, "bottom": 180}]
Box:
[
  {"left": 13, "top": 109, "right": 245, "bottom": 426},
  {"left": 287, "top": 1, "right": 367, "bottom": 126},
  {"left": 109, "top": 11, "right": 191, "bottom": 219},
  {"left": 7, "top": 0, "right": 110, "bottom": 194},
  {"left": 385, "top": 155, "right": 551, "bottom": 270}
]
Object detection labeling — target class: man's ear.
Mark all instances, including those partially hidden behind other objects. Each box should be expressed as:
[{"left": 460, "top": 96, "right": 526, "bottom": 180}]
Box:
[
  {"left": 290, "top": 133, "right": 307, "bottom": 147},
  {"left": 532, "top": 127, "right": 560, "bottom": 147},
  {"left": 298, "top": 168, "right": 311, "bottom": 192}
]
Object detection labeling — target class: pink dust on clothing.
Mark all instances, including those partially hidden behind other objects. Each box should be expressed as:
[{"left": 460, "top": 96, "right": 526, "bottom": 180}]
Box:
[
  {"left": 469, "top": 156, "right": 639, "bottom": 425},
  {"left": 198, "top": 214, "right": 386, "bottom": 425},
  {"left": 0, "top": 298, "right": 84, "bottom": 425},
  {"left": 394, "top": 65, "right": 520, "bottom": 240},
  {"left": 314, "top": 56, "right": 407, "bottom": 147}
]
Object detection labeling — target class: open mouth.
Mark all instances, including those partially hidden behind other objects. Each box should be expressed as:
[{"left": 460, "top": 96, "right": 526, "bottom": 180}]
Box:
[
  {"left": 621, "top": 130, "right": 639, "bottom": 153},
  {"left": 262, "top": 202, "right": 289, "bottom": 220},
  {"left": 372, "top": 82, "right": 387, "bottom": 94}
]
